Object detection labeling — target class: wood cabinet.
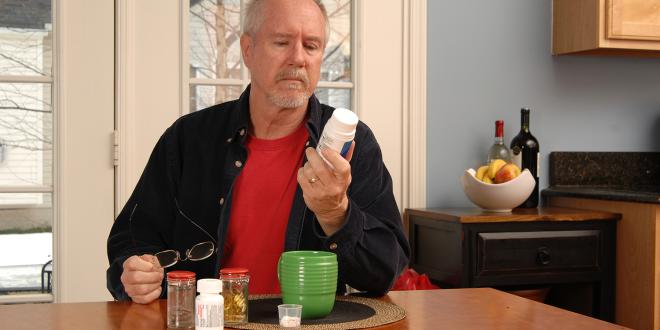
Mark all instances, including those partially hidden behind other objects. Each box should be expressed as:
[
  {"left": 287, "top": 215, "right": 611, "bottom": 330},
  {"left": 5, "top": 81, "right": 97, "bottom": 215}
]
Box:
[
  {"left": 548, "top": 197, "right": 660, "bottom": 330},
  {"left": 405, "top": 207, "right": 620, "bottom": 322},
  {"left": 553, "top": 0, "right": 660, "bottom": 57}
]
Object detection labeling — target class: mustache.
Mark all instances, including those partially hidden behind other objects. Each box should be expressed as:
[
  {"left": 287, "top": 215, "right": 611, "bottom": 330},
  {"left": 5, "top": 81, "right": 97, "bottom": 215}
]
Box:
[{"left": 276, "top": 69, "right": 310, "bottom": 85}]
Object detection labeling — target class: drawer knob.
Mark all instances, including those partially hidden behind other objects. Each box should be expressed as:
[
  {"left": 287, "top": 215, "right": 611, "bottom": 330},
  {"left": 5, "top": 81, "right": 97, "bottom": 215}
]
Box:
[{"left": 537, "top": 247, "right": 551, "bottom": 265}]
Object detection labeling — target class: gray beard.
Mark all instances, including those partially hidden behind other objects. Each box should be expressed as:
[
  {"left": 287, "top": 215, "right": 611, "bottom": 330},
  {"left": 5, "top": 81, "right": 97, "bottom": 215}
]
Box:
[{"left": 267, "top": 91, "right": 310, "bottom": 108}]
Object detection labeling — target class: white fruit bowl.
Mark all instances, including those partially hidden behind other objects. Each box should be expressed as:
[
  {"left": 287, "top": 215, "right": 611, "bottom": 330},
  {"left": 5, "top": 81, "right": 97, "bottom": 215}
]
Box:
[{"left": 460, "top": 168, "right": 535, "bottom": 212}]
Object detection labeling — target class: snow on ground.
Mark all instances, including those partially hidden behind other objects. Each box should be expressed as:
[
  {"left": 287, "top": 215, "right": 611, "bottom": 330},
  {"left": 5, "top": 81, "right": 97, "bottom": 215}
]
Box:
[{"left": 0, "top": 233, "right": 52, "bottom": 290}]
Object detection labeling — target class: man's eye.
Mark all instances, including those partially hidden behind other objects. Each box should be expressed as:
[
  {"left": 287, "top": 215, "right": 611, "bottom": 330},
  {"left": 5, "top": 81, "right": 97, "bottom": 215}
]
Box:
[
  {"left": 275, "top": 41, "right": 288, "bottom": 46},
  {"left": 305, "top": 44, "right": 319, "bottom": 50}
]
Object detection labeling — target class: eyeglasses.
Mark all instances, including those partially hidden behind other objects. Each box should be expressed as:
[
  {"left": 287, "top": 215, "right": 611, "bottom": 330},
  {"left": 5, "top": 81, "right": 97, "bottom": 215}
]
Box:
[
  {"left": 155, "top": 241, "right": 216, "bottom": 268},
  {"left": 129, "top": 198, "right": 219, "bottom": 268}
]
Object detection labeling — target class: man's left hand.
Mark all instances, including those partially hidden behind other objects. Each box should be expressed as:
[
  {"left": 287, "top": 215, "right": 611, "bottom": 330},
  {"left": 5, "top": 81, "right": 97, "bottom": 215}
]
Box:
[{"left": 297, "top": 142, "right": 355, "bottom": 236}]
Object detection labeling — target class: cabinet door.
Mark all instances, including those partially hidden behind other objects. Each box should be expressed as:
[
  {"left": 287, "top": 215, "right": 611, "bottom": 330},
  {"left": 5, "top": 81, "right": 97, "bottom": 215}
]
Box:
[{"left": 608, "top": 0, "right": 660, "bottom": 41}]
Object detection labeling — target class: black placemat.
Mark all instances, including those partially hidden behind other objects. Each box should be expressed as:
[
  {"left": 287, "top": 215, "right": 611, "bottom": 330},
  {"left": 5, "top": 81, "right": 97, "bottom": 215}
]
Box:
[
  {"left": 229, "top": 295, "right": 406, "bottom": 330},
  {"left": 248, "top": 298, "right": 375, "bottom": 325}
]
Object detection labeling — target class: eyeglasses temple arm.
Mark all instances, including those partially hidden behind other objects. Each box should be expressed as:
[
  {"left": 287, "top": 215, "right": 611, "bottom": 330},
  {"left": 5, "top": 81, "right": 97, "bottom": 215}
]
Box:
[{"left": 174, "top": 198, "right": 218, "bottom": 245}]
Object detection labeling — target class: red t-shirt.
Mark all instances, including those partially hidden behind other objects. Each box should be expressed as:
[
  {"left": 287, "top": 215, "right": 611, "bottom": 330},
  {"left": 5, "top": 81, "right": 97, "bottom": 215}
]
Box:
[{"left": 222, "top": 123, "right": 309, "bottom": 294}]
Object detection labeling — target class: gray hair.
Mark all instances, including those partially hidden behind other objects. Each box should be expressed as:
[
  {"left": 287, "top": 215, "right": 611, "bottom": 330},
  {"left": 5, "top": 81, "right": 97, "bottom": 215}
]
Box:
[{"left": 242, "top": 0, "right": 330, "bottom": 46}]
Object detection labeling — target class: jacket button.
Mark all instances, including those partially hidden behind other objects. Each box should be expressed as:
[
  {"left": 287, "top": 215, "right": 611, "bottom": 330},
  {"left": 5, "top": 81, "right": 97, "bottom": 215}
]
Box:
[
  {"left": 226, "top": 137, "right": 232, "bottom": 143},
  {"left": 305, "top": 141, "right": 310, "bottom": 147},
  {"left": 329, "top": 243, "right": 338, "bottom": 250},
  {"left": 235, "top": 160, "right": 243, "bottom": 168},
  {"left": 219, "top": 197, "right": 225, "bottom": 205},
  {"left": 239, "top": 128, "right": 246, "bottom": 136}
]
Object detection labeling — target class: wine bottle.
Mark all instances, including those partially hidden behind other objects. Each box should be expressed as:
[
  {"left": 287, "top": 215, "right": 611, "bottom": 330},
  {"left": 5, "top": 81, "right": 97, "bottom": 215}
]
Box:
[
  {"left": 487, "top": 120, "right": 511, "bottom": 164},
  {"left": 510, "top": 107, "right": 540, "bottom": 208}
]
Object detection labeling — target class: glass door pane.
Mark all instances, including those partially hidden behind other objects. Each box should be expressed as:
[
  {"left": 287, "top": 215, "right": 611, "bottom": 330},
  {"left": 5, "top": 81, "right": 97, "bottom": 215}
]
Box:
[
  {"left": 0, "top": 193, "right": 52, "bottom": 294},
  {"left": 190, "top": 84, "right": 242, "bottom": 111},
  {"left": 322, "top": 0, "right": 352, "bottom": 83},
  {"left": 189, "top": 0, "right": 243, "bottom": 80},
  {"left": 0, "top": 0, "right": 54, "bottom": 297},
  {"left": 0, "top": 1, "right": 52, "bottom": 77}
]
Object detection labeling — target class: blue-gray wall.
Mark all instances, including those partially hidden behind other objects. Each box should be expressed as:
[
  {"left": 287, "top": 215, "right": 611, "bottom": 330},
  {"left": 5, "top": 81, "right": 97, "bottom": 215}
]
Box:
[{"left": 426, "top": 1, "right": 660, "bottom": 207}]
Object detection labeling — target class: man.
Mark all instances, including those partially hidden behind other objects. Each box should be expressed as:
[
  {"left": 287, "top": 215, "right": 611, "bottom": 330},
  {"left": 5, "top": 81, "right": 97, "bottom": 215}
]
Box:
[{"left": 107, "top": 0, "right": 409, "bottom": 303}]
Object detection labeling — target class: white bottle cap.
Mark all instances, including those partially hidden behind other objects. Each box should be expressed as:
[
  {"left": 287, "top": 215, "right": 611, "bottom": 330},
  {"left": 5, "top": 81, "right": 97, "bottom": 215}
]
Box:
[
  {"left": 197, "top": 278, "right": 222, "bottom": 294},
  {"left": 330, "top": 108, "right": 358, "bottom": 136}
]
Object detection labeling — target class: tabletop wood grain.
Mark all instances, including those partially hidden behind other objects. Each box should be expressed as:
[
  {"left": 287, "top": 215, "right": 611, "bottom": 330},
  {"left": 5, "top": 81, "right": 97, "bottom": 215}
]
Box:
[{"left": 0, "top": 288, "right": 627, "bottom": 329}]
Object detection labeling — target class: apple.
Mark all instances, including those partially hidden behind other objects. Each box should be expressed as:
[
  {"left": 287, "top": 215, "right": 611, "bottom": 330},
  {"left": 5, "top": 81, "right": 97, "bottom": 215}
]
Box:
[
  {"left": 487, "top": 159, "right": 506, "bottom": 180},
  {"left": 494, "top": 163, "right": 521, "bottom": 183}
]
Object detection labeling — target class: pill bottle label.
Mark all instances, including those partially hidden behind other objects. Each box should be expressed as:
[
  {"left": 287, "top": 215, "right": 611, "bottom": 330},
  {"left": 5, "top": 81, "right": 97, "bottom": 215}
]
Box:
[{"left": 196, "top": 302, "right": 224, "bottom": 330}]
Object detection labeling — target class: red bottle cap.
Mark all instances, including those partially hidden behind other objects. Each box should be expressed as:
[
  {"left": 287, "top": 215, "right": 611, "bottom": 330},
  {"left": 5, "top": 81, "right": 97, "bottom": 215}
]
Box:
[
  {"left": 219, "top": 267, "right": 249, "bottom": 279},
  {"left": 167, "top": 270, "right": 196, "bottom": 280},
  {"left": 495, "top": 120, "right": 504, "bottom": 137}
]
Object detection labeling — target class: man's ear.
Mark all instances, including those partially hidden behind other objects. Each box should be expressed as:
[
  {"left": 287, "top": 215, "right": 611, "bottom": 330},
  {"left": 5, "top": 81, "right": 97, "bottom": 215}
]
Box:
[{"left": 240, "top": 35, "right": 252, "bottom": 68}]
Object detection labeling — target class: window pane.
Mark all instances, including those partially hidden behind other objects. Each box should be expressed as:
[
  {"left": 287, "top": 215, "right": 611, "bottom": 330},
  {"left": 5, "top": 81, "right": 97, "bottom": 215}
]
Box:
[
  {"left": 321, "top": 0, "right": 351, "bottom": 83},
  {"left": 0, "top": 193, "right": 52, "bottom": 294},
  {"left": 190, "top": 84, "right": 243, "bottom": 111},
  {"left": 189, "top": 0, "right": 242, "bottom": 80},
  {"left": 315, "top": 88, "right": 351, "bottom": 110},
  {"left": 0, "top": 83, "right": 53, "bottom": 188},
  {"left": 0, "top": 1, "right": 52, "bottom": 76}
]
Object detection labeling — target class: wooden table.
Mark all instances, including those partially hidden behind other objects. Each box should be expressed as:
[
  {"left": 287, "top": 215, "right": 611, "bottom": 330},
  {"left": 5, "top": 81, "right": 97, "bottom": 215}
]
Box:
[{"left": 0, "top": 288, "right": 626, "bottom": 329}]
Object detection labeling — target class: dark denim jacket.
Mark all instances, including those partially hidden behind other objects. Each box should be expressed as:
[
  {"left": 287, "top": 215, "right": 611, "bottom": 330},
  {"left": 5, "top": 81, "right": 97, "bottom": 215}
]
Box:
[{"left": 106, "top": 86, "right": 410, "bottom": 300}]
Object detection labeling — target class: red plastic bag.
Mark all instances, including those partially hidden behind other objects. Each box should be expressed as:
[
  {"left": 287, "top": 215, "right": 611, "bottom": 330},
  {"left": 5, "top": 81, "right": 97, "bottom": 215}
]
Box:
[{"left": 391, "top": 268, "right": 440, "bottom": 291}]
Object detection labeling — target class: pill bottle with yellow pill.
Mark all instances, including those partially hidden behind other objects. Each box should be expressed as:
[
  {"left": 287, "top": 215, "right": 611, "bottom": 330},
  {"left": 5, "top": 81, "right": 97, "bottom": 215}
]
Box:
[{"left": 219, "top": 267, "right": 250, "bottom": 325}]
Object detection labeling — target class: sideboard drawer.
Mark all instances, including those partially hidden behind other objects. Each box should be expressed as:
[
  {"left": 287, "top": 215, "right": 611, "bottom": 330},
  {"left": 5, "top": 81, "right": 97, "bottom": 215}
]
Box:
[{"left": 476, "top": 230, "right": 600, "bottom": 276}]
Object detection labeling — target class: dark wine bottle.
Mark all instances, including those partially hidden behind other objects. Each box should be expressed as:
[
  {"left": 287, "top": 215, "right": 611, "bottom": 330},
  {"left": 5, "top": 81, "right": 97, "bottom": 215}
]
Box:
[{"left": 510, "top": 108, "right": 539, "bottom": 208}]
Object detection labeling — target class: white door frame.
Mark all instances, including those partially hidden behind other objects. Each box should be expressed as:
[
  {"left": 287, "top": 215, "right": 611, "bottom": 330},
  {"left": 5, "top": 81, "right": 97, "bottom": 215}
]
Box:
[
  {"left": 115, "top": 0, "right": 182, "bottom": 210},
  {"left": 356, "top": 0, "right": 426, "bottom": 211},
  {"left": 404, "top": 0, "right": 427, "bottom": 209},
  {"left": 54, "top": 0, "right": 116, "bottom": 302}
]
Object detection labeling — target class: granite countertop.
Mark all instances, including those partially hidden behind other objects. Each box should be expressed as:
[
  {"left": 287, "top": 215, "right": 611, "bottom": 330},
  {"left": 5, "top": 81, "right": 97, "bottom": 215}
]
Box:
[
  {"left": 541, "top": 152, "right": 660, "bottom": 204},
  {"left": 543, "top": 185, "right": 660, "bottom": 204}
]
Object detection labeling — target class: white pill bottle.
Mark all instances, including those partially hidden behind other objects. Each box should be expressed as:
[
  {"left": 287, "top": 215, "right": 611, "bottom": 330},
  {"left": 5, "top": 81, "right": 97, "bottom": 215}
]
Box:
[
  {"left": 195, "top": 279, "right": 224, "bottom": 330},
  {"left": 316, "top": 108, "right": 359, "bottom": 164}
]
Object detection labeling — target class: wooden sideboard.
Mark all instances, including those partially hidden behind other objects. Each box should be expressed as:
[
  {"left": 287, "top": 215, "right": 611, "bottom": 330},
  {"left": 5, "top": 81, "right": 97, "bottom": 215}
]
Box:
[{"left": 404, "top": 207, "right": 620, "bottom": 322}]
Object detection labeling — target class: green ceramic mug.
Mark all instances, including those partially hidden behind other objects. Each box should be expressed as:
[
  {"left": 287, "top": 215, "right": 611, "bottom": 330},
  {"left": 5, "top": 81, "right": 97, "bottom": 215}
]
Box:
[{"left": 278, "top": 251, "right": 338, "bottom": 319}]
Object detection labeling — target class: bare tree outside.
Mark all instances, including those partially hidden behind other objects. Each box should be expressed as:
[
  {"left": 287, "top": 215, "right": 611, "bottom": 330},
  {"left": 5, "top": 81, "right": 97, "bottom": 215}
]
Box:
[
  {"left": 0, "top": 0, "right": 53, "bottom": 195},
  {"left": 188, "top": 0, "right": 352, "bottom": 111},
  {"left": 0, "top": 0, "right": 54, "bottom": 294}
]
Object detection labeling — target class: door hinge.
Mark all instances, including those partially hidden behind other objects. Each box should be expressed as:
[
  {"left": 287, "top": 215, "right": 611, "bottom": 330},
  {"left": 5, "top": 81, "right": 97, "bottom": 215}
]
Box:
[{"left": 113, "top": 130, "right": 119, "bottom": 167}]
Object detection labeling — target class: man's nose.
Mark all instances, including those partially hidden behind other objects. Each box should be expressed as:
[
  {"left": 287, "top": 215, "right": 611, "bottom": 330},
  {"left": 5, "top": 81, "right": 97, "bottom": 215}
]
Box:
[{"left": 288, "top": 42, "right": 306, "bottom": 67}]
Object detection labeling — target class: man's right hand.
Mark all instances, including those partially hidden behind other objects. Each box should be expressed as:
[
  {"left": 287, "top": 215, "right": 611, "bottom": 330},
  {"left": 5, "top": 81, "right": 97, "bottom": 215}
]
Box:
[{"left": 120, "top": 254, "right": 164, "bottom": 304}]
